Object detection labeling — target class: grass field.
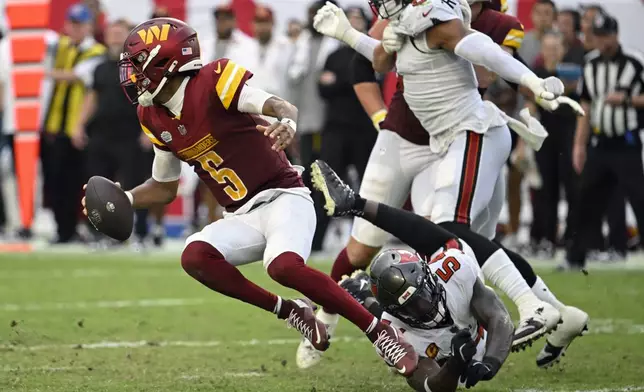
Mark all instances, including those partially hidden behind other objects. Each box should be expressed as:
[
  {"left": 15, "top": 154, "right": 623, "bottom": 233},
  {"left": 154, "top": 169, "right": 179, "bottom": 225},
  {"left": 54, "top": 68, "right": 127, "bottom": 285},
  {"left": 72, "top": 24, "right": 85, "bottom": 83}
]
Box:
[{"left": 1, "top": 251, "right": 643, "bottom": 392}]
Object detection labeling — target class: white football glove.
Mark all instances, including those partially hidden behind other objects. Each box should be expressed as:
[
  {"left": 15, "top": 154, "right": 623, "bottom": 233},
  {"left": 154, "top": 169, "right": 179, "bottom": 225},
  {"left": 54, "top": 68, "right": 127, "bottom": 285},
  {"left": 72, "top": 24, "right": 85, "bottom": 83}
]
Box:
[
  {"left": 521, "top": 75, "right": 565, "bottom": 101},
  {"left": 313, "top": 2, "right": 357, "bottom": 44},
  {"left": 382, "top": 24, "right": 404, "bottom": 54},
  {"left": 536, "top": 96, "right": 586, "bottom": 116}
]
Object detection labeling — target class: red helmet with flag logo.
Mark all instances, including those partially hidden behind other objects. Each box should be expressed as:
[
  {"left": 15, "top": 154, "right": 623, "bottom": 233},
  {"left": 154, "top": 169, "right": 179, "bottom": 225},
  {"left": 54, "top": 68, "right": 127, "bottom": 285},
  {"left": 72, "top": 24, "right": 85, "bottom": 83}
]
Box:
[{"left": 119, "top": 17, "right": 202, "bottom": 106}]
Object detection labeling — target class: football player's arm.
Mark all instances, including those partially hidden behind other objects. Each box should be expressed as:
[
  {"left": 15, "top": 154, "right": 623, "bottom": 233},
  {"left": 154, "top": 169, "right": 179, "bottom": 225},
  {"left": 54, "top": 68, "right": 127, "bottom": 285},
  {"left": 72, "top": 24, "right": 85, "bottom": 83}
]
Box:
[
  {"left": 469, "top": 278, "right": 513, "bottom": 379},
  {"left": 373, "top": 45, "right": 396, "bottom": 74},
  {"left": 428, "top": 20, "right": 560, "bottom": 99},
  {"left": 126, "top": 147, "right": 180, "bottom": 208},
  {"left": 351, "top": 53, "right": 387, "bottom": 130},
  {"left": 235, "top": 83, "right": 298, "bottom": 151},
  {"left": 406, "top": 357, "right": 461, "bottom": 392}
]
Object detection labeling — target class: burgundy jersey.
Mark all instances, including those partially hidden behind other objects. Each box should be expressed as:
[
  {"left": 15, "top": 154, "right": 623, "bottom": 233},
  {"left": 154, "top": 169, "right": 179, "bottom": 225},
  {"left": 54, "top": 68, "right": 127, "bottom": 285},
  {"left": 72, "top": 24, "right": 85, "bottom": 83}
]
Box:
[
  {"left": 381, "top": 77, "right": 430, "bottom": 146},
  {"left": 138, "top": 59, "right": 303, "bottom": 212},
  {"left": 472, "top": 8, "right": 524, "bottom": 50}
]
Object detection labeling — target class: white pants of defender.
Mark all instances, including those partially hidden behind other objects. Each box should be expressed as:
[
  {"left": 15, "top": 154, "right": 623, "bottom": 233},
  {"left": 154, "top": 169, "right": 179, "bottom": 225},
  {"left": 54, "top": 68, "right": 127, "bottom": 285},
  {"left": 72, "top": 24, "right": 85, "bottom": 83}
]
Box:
[
  {"left": 413, "top": 126, "right": 511, "bottom": 240},
  {"left": 184, "top": 188, "right": 315, "bottom": 268},
  {"left": 351, "top": 130, "right": 436, "bottom": 248}
]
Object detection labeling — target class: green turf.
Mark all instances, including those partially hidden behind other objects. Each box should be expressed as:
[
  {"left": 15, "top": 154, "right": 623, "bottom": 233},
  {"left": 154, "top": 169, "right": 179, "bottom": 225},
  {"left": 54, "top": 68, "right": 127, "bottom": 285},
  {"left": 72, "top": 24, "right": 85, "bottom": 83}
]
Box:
[{"left": 0, "top": 252, "right": 643, "bottom": 391}]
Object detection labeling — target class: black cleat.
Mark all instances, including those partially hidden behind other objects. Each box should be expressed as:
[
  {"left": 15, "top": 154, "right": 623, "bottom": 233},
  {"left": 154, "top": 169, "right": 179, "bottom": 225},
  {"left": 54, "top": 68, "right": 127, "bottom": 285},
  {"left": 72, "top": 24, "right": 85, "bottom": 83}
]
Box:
[
  {"left": 310, "top": 160, "right": 361, "bottom": 217},
  {"left": 339, "top": 270, "right": 374, "bottom": 307}
]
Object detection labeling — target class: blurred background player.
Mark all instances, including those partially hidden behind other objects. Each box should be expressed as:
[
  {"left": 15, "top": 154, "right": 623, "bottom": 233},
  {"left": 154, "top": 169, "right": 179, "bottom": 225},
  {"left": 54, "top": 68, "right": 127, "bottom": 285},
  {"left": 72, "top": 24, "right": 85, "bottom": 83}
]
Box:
[{"left": 41, "top": 3, "right": 105, "bottom": 244}]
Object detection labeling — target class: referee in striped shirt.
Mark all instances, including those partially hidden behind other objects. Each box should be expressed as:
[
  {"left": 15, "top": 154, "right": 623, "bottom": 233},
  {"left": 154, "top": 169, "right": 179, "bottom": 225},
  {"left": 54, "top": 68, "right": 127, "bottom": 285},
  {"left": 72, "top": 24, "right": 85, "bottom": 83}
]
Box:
[{"left": 567, "top": 13, "right": 644, "bottom": 269}]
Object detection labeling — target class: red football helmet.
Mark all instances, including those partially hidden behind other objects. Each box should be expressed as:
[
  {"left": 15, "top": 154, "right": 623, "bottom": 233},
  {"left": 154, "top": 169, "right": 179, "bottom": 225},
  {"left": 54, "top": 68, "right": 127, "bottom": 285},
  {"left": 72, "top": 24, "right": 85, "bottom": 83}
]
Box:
[{"left": 119, "top": 17, "right": 202, "bottom": 106}]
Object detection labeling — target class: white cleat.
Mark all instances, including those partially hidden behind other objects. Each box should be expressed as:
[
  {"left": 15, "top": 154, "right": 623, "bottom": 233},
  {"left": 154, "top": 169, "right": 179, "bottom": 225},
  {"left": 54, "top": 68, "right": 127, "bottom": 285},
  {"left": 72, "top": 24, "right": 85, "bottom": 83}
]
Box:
[
  {"left": 296, "top": 309, "right": 340, "bottom": 369},
  {"left": 513, "top": 301, "right": 561, "bottom": 352},
  {"left": 536, "top": 306, "right": 589, "bottom": 368}
]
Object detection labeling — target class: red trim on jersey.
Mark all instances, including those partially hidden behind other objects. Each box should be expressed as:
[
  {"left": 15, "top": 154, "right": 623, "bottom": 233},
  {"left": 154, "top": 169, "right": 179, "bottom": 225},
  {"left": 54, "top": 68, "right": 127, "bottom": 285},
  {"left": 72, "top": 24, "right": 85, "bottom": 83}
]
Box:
[
  {"left": 455, "top": 133, "right": 483, "bottom": 225},
  {"left": 517, "top": 0, "right": 536, "bottom": 31}
]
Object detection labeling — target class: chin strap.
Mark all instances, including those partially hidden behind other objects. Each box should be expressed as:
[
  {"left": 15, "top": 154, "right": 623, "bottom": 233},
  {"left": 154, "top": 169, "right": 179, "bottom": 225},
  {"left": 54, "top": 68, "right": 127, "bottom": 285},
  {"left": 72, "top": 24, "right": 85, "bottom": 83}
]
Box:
[{"left": 138, "top": 60, "right": 178, "bottom": 107}]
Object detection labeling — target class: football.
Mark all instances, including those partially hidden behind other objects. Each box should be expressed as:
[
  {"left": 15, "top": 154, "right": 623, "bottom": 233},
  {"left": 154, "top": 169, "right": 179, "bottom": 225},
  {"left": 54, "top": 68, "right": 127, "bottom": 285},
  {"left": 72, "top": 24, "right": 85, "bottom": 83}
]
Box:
[{"left": 84, "top": 176, "right": 134, "bottom": 242}]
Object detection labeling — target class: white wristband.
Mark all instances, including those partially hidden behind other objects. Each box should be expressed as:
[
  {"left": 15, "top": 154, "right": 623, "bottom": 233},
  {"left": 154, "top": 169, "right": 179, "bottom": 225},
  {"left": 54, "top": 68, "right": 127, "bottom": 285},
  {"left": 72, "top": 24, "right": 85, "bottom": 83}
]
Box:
[
  {"left": 125, "top": 191, "right": 134, "bottom": 205},
  {"left": 280, "top": 118, "right": 297, "bottom": 133}
]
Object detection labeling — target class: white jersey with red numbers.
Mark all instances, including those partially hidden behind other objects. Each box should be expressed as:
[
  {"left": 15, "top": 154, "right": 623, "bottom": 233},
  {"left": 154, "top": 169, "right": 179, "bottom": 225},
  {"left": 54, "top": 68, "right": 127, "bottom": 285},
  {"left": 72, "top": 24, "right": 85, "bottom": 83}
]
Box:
[
  {"left": 381, "top": 248, "right": 487, "bottom": 362},
  {"left": 390, "top": 0, "right": 506, "bottom": 154}
]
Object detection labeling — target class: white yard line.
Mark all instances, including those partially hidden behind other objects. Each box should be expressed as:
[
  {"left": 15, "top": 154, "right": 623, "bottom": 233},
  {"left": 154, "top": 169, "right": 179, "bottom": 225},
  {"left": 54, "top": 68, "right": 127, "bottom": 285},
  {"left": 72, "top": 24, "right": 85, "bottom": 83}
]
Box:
[
  {"left": 0, "top": 336, "right": 362, "bottom": 352},
  {"left": 0, "top": 366, "right": 86, "bottom": 372},
  {"left": 0, "top": 298, "right": 212, "bottom": 311}
]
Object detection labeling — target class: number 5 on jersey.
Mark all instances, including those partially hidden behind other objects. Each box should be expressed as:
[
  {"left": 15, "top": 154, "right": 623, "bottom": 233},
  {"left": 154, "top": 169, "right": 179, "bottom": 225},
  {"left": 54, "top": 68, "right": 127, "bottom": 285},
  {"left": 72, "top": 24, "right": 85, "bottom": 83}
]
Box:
[
  {"left": 429, "top": 252, "right": 461, "bottom": 283},
  {"left": 196, "top": 151, "right": 248, "bottom": 201}
]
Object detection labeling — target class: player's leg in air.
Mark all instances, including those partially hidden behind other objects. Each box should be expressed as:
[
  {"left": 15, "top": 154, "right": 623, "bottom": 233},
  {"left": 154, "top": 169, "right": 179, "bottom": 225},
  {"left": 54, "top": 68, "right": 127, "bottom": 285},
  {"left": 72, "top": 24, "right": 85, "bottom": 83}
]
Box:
[{"left": 313, "top": 160, "right": 588, "bottom": 364}]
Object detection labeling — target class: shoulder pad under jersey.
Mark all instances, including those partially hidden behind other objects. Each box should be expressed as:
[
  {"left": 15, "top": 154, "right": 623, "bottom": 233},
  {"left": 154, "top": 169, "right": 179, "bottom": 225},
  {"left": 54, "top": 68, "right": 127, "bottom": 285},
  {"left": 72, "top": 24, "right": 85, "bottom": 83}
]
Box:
[{"left": 393, "top": 0, "right": 463, "bottom": 37}]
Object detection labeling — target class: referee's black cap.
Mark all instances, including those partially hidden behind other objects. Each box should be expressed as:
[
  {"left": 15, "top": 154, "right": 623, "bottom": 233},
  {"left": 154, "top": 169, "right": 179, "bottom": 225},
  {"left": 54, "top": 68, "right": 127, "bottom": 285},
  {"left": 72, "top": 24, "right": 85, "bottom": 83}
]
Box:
[{"left": 592, "top": 12, "right": 619, "bottom": 36}]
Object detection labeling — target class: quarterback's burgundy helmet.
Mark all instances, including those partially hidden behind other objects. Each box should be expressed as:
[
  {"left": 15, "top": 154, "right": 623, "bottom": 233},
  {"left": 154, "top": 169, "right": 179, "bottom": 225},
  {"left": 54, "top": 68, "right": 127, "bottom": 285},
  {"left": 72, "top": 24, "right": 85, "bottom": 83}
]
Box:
[
  {"left": 369, "top": 249, "right": 449, "bottom": 329},
  {"left": 119, "top": 17, "right": 202, "bottom": 106}
]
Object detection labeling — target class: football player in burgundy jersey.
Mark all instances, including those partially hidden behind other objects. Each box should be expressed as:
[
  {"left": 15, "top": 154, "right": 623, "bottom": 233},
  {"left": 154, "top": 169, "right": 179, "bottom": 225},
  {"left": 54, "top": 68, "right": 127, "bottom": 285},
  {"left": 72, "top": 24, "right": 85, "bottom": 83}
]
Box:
[
  {"left": 298, "top": 0, "right": 587, "bottom": 371},
  {"left": 82, "top": 17, "right": 420, "bottom": 375}
]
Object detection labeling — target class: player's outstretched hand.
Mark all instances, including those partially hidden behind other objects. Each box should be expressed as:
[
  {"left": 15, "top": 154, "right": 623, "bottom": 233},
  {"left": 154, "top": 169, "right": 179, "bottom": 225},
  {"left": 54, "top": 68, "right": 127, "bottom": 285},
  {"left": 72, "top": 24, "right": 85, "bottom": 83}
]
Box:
[
  {"left": 257, "top": 120, "right": 295, "bottom": 151},
  {"left": 522, "top": 75, "right": 564, "bottom": 101},
  {"left": 313, "top": 1, "right": 351, "bottom": 41},
  {"left": 461, "top": 357, "right": 501, "bottom": 389},
  {"left": 450, "top": 329, "right": 477, "bottom": 365}
]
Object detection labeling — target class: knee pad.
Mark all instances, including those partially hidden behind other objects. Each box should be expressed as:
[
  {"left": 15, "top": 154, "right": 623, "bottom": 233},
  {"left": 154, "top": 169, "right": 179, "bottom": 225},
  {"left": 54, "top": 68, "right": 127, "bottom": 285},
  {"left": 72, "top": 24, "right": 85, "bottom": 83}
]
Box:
[
  {"left": 267, "top": 252, "right": 304, "bottom": 284},
  {"left": 181, "top": 241, "right": 223, "bottom": 279}
]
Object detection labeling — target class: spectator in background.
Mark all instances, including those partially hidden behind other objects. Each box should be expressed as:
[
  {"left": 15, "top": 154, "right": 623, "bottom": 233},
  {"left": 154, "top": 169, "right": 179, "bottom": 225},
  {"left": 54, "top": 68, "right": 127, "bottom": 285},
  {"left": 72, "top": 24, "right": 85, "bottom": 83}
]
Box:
[
  {"left": 151, "top": 5, "right": 170, "bottom": 18},
  {"left": 580, "top": 4, "right": 603, "bottom": 53},
  {"left": 287, "top": 19, "right": 303, "bottom": 42},
  {"left": 567, "top": 14, "right": 644, "bottom": 270},
  {"left": 250, "top": 6, "right": 291, "bottom": 99},
  {"left": 41, "top": 3, "right": 105, "bottom": 244},
  {"left": 557, "top": 9, "right": 585, "bottom": 66},
  {"left": 83, "top": 0, "right": 105, "bottom": 43},
  {"left": 288, "top": 0, "right": 339, "bottom": 214},
  {"left": 519, "top": 0, "right": 556, "bottom": 68},
  {"left": 201, "top": 4, "right": 256, "bottom": 68},
  {"left": 527, "top": 31, "right": 579, "bottom": 257},
  {"left": 313, "top": 6, "right": 376, "bottom": 251},
  {"left": 72, "top": 20, "right": 159, "bottom": 247}
]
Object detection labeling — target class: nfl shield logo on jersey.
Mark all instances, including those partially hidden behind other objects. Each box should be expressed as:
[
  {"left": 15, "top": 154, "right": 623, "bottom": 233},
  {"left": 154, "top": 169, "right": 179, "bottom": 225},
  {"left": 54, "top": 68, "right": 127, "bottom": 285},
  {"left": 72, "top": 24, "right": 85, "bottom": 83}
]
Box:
[
  {"left": 160, "top": 131, "right": 173, "bottom": 143},
  {"left": 177, "top": 124, "right": 187, "bottom": 136}
]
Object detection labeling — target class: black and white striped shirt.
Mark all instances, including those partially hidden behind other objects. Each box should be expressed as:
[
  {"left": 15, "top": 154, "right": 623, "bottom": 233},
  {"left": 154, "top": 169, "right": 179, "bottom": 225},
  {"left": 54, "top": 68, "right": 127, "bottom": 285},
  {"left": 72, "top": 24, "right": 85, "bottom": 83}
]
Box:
[{"left": 579, "top": 46, "right": 644, "bottom": 141}]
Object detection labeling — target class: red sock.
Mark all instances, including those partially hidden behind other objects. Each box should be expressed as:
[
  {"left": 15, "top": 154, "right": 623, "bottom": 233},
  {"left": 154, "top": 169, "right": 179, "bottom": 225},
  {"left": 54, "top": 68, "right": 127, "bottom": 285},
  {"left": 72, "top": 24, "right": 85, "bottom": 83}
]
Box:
[
  {"left": 268, "top": 252, "right": 376, "bottom": 333},
  {"left": 330, "top": 248, "right": 360, "bottom": 282},
  {"left": 182, "top": 241, "right": 279, "bottom": 313}
]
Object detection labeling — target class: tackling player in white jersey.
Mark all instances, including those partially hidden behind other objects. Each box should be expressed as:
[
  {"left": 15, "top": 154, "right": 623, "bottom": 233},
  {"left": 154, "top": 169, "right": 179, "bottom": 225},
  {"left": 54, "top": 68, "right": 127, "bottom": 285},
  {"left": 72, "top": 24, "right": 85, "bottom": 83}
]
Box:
[
  {"left": 311, "top": 159, "right": 515, "bottom": 391},
  {"left": 302, "top": 0, "right": 588, "bottom": 371}
]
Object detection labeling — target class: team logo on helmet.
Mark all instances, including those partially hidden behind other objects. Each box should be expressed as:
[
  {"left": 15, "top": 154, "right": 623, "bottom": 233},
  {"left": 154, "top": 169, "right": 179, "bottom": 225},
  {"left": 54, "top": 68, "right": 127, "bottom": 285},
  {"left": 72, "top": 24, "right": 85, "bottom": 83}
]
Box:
[{"left": 137, "top": 24, "right": 171, "bottom": 44}]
